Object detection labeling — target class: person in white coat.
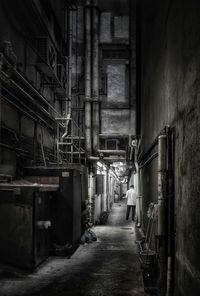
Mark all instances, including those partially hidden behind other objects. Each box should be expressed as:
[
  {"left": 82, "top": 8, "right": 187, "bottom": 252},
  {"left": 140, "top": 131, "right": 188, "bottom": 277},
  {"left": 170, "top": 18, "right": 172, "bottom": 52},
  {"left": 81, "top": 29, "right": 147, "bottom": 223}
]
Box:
[{"left": 126, "top": 185, "right": 137, "bottom": 221}]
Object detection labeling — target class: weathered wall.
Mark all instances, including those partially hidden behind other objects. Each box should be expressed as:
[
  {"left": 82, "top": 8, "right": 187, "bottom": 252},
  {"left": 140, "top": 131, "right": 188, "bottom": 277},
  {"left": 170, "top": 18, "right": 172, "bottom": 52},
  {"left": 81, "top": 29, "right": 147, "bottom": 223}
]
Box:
[
  {"left": 99, "top": 1, "right": 136, "bottom": 137},
  {"left": 140, "top": 0, "right": 200, "bottom": 294}
]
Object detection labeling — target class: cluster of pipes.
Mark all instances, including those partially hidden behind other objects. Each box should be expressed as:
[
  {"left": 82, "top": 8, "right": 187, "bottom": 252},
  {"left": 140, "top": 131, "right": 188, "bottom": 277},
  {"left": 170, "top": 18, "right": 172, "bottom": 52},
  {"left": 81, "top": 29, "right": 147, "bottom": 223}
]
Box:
[
  {"left": 158, "top": 126, "right": 174, "bottom": 296},
  {"left": 84, "top": 0, "right": 100, "bottom": 157},
  {"left": 84, "top": 0, "right": 126, "bottom": 162}
]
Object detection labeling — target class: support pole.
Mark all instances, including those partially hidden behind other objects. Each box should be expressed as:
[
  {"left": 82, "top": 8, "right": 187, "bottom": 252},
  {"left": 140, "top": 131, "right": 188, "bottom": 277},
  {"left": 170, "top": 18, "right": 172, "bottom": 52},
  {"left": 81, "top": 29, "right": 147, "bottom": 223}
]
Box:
[
  {"left": 85, "top": 0, "right": 92, "bottom": 155},
  {"left": 158, "top": 134, "right": 167, "bottom": 295},
  {"left": 92, "top": 0, "right": 99, "bottom": 154},
  {"left": 166, "top": 126, "right": 174, "bottom": 296},
  {"left": 63, "top": 9, "right": 73, "bottom": 139},
  {"left": 0, "top": 54, "right": 2, "bottom": 161}
]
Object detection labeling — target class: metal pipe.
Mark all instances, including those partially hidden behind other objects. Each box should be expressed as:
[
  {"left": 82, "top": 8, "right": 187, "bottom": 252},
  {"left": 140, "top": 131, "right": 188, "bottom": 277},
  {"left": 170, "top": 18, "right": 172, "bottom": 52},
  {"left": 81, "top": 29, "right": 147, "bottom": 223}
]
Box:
[
  {"left": 40, "top": 125, "right": 47, "bottom": 167},
  {"left": 89, "top": 156, "right": 125, "bottom": 162},
  {"left": 166, "top": 126, "right": 174, "bottom": 296},
  {"left": 33, "top": 121, "right": 38, "bottom": 165},
  {"left": 0, "top": 53, "right": 65, "bottom": 130},
  {"left": 84, "top": 0, "right": 92, "bottom": 155},
  {"left": 1, "top": 88, "right": 55, "bottom": 131},
  {"left": 137, "top": 129, "right": 166, "bottom": 164},
  {"left": 88, "top": 156, "right": 99, "bottom": 161},
  {"left": 63, "top": 9, "right": 73, "bottom": 137},
  {"left": 130, "top": 146, "right": 134, "bottom": 161},
  {"left": 158, "top": 134, "right": 167, "bottom": 295},
  {"left": 0, "top": 54, "right": 2, "bottom": 155},
  {"left": 0, "top": 70, "right": 57, "bottom": 126},
  {"left": 92, "top": 0, "right": 99, "bottom": 153},
  {"left": 139, "top": 152, "right": 158, "bottom": 169},
  {"left": 93, "top": 102, "right": 99, "bottom": 152},
  {"left": 97, "top": 149, "right": 126, "bottom": 155},
  {"left": 99, "top": 134, "right": 129, "bottom": 139},
  {"left": 0, "top": 143, "right": 28, "bottom": 154},
  {"left": 1, "top": 94, "right": 36, "bottom": 122},
  {"left": 9, "top": 64, "right": 62, "bottom": 118}
]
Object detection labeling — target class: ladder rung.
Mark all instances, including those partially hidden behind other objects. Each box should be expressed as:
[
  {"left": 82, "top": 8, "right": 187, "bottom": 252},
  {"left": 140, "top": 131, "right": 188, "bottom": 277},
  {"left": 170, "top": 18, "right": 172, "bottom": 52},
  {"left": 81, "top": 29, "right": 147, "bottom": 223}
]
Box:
[
  {"left": 67, "top": 137, "right": 85, "bottom": 139},
  {"left": 58, "top": 142, "right": 72, "bottom": 145},
  {"left": 60, "top": 152, "right": 85, "bottom": 154}
]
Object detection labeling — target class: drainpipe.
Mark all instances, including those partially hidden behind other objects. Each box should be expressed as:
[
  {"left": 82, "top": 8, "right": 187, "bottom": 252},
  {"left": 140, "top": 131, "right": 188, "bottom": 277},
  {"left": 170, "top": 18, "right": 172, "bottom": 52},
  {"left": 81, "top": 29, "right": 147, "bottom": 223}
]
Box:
[
  {"left": 0, "top": 54, "right": 2, "bottom": 155},
  {"left": 138, "top": 167, "right": 143, "bottom": 228},
  {"left": 106, "top": 167, "right": 109, "bottom": 211},
  {"left": 62, "top": 9, "right": 73, "bottom": 139},
  {"left": 166, "top": 126, "right": 174, "bottom": 296},
  {"left": 33, "top": 121, "right": 38, "bottom": 165},
  {"left": 92, "top": 0, "right": 99, "bottom": 154},
  {"left": 85, "top": 0, "right": 92, "bottom": 155},
  {"left": 158, "top": 134, "right": 167, "bottom": 295}
]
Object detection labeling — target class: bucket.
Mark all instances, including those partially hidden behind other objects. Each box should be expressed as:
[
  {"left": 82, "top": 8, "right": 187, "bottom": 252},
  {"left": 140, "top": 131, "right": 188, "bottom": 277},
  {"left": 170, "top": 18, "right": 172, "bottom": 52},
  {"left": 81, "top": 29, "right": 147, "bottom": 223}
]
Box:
[{"left": 140, "top": 249, "right": 157, "bottom": 266}]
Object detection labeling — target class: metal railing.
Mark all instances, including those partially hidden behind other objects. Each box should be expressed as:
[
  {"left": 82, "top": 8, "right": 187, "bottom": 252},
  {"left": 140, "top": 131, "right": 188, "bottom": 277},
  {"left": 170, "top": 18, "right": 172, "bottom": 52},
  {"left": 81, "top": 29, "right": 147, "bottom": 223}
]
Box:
[{"left": 56, "top": 117, "right": 85, "bottom": 164}]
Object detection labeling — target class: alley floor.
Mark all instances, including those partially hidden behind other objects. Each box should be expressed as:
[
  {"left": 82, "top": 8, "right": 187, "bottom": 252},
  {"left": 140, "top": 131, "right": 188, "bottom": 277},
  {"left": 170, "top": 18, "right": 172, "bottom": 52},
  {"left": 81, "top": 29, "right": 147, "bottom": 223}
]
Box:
[{"left": 0, "top": 200, "right": 145, "bottom": 296}]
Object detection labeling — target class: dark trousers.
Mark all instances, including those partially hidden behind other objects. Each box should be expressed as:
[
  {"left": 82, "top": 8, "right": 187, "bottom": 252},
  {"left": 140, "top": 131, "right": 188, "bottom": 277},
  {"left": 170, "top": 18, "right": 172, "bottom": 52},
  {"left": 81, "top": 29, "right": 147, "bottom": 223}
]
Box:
[{"left": 126, "top": 205, "right": 136, "bottom": 221}]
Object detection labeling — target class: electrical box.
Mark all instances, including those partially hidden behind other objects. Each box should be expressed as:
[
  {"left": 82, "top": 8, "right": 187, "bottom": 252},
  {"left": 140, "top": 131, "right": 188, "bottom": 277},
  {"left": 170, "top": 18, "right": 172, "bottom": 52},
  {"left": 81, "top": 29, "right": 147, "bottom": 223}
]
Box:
[
  {"left": 96, "top": 174, "right": 104, "bottom": 195},
  {"left": 24, "top": 165, "right": 87, "bottom": 246},
  {"left": 0, "top": 186, "right": 53, "bottom": 269}
]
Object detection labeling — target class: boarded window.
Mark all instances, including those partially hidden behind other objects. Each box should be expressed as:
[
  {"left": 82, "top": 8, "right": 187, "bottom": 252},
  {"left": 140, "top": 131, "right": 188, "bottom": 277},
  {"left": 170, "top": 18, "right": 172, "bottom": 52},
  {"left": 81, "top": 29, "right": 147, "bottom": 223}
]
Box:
[
  {"left": 100, "top": 12, "right": 112, "bottom": 43},
  {"left": 114, "top": 16, "right": 129, "bottom": 39},
  {"left": 107, "top": 64, "right": 126, "bottom": 102}
]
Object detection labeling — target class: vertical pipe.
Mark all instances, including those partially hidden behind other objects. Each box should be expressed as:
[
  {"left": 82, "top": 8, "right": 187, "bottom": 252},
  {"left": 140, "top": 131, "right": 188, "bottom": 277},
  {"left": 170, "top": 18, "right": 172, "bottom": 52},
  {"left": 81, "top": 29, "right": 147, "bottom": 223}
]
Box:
[
  {"left": 139, "top": 167, "right": 143, "bottom": 228},
  {"left": 158, "top": 134, "right": 167, "bottom": 294},
  {"left": 85, "top": 0, "right": 92, "bottom": 155},
  {"left": 135, "top": 161, "right": 142, "bottom": 227},
  {"left": 33, "top": 121, "right": 38, "bottom": 165},
  {"left": 56, "top": 121, "right": 59, "bottom": 162},
  {"left": 129, "top": 0, "right": 136, "bottom": 136},
  {"left": 0, "top": 54, "right": 2, "bottom": 163},
  {"left": 92, "top": 0, "right": 99, "bottom": 154},
  {"left": 166, "top": 126, "right": 174, "bottom": 296},
  {"left": 106, "top": 168, "right": 109, "bottom": 211},
  {"left": 64, "top": 9, "right": 73, "bottom": 136},
  {"left": 136, "top": 0, "right": 141, "bottom": 136}
]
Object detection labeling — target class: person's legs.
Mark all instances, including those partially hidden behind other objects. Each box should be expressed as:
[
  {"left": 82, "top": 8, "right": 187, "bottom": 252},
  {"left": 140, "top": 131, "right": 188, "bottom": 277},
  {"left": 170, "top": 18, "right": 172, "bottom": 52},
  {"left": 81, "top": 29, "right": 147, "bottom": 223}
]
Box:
[
  {"left": 132, "top": 205, "right": 136, "bottom": 221},
  {"left": 126, "top": 205, "right": 131, "bottom": 220}
]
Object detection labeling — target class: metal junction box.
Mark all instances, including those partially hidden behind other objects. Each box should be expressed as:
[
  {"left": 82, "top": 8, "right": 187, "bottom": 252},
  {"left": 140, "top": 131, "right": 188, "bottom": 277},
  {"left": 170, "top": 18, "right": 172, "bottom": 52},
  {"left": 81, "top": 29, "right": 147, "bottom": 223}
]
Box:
[
  {"left": 96, "top": 174, "right": 105, "bottom": 195},
  {"left": 24, "top": 165, "right": 87, "bottom": 246},
  {"left": 0, "top": 184, "right": 55, "bottom": 269}
]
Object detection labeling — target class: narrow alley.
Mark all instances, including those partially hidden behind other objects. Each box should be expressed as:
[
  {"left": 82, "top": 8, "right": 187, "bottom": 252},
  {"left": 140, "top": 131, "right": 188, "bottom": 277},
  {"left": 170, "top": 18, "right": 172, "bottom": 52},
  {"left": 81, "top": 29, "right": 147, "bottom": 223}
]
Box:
[
  {"left": 0, "top": 200, "right": 145, "bottom": 296},
  {"left": 1, "top": 0, "right": 200, "bottom": 295}
]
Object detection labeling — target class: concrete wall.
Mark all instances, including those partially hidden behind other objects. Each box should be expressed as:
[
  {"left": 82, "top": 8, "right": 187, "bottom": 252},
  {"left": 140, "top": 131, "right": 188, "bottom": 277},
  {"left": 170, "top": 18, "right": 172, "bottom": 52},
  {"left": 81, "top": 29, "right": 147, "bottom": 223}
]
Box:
[
  {"left": 101, "top": 109, "right": 130, "bottom": 135},
  {"left": 99, "top": 2, "right": 136, "bottom": 138},
  {"left": 139, "top": 0, "right": 200, "bottom": 294}
]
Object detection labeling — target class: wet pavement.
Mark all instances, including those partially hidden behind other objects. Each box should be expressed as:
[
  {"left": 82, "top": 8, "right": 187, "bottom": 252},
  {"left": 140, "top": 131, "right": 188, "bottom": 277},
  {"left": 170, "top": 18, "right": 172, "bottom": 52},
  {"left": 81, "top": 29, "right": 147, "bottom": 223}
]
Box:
[{"left": 0, "top": 200, "right": 145, "bottom": 296}]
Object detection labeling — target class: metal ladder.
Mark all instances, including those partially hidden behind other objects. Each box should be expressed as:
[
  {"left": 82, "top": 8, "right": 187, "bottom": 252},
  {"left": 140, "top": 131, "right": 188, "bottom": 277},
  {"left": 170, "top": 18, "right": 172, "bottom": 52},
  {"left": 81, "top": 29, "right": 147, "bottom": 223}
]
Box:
[{"left": 55, "top": 117, "right": 85, "bottom": 164}]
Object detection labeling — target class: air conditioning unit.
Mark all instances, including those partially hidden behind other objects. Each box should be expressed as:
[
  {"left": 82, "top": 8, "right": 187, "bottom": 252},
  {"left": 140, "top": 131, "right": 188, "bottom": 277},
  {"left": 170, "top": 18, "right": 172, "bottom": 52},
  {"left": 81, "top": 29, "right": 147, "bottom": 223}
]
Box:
[{"left": 37, "top": 37, "right": 57, "bottom": 78}]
